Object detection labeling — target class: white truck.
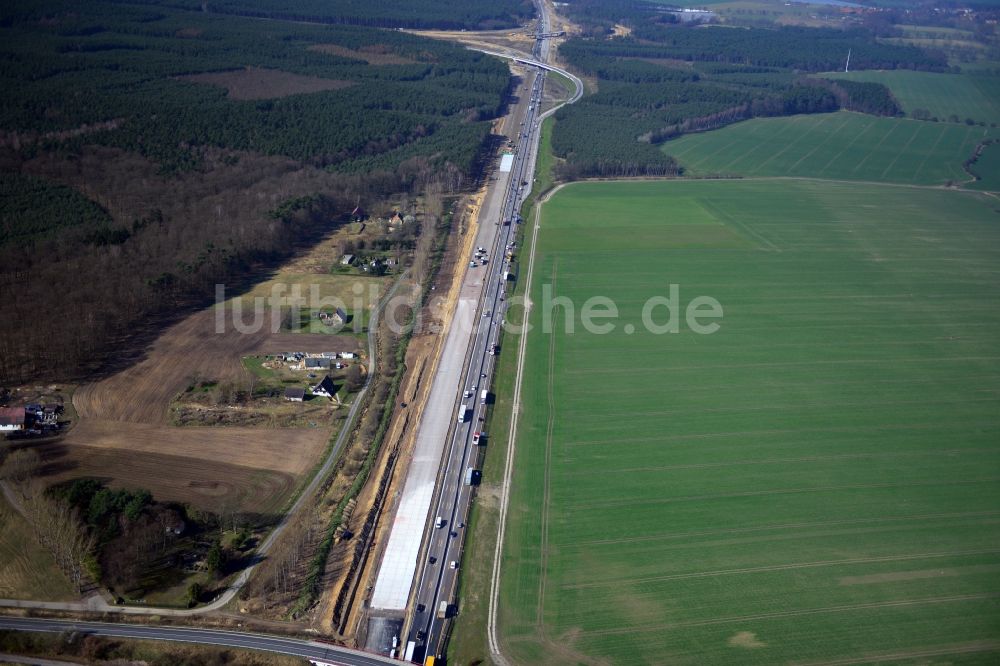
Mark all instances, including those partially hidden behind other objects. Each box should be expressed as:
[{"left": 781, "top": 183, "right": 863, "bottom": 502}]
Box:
[
  {"left": 457, "top": 404, "right": 469, "bottom": 423},
  {"left": 480, "top": 389, "right": 488, "bottom": 405}
]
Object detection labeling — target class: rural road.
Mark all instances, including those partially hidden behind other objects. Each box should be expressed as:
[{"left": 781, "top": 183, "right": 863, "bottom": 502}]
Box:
[
  {"left": 0, "top": 276, "right": 408, "bottom": 618},
  {"left": 0, "top": 617, "right": 397, "bottom": 665}
]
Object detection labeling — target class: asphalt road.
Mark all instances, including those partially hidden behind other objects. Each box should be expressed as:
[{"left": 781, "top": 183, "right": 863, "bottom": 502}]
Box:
[
  {"left": 403, "top": 17, "right": 559, "bottom": 663},
  {"left": 0, "top": 617, "right": 398, "bottom": 666}
]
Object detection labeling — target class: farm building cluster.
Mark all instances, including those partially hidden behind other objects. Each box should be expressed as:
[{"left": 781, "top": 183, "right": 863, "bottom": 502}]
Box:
[
  {"left": 284, "top": 375, "right": 338, "bottom": 402},
  {"left": 338, "top": 207, "right": 411, "bottom": 275},
  {"left": 252, "top": 351, "right": 362, "bottom": 403},
  {"left": 264, "top": 351, "right": 357, "bottom": 372},
  {"left": 339, "top": 253, "right": 399, "bottom": 274},
  {"left": 0, "top": 402, "right": 64, "bottom": 436}
]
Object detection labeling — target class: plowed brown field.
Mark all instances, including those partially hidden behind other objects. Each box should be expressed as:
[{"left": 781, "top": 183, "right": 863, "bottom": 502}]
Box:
[
  {"left": 74, "top": 308, "right": 353, "bottom": 424},
  {"left": 48, "top": 305, "right": 356, "bottom": 513},
  {"left": 36, "top": 442, "right": 296, "bottom": 516}
]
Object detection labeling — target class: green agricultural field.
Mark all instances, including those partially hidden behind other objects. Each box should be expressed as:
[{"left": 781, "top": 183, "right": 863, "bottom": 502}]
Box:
[
  {"left": 499, "top": 179, "right": 1000, "bottom": 665},
  {"left": 665, "top": 111, "right": 996, "bottom": 184},
  {"left": 820, "top": 70, "right": 1000, "bottom": 125}
]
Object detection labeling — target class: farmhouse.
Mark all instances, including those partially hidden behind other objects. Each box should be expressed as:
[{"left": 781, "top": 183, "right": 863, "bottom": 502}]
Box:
[
  {"left": 0, "top": 407, "right": 26, "bottom": 432},
  {"left": 284, "top": 387, "right": 305, "bottom": 402},
  {"left": 305, "top": 357, "right": 330, "bottom": 370},
  {"left": 312, "top": 375, "right": 336, "bottom": 399}
]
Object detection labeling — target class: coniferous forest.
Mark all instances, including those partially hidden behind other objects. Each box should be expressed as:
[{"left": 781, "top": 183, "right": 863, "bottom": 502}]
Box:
[
  {"left": 0, "top": 0, "right": 514, "bottom": 381},
  {"left": 549, "top": 0, "right": 932, "bottom": 178}
]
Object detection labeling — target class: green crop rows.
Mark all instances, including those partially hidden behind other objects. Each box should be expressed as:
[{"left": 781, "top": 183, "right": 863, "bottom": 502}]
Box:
[
  {"left": 664, "top": 111, "right": 996, "bottom": 184},
  {"left": 498, "top": 179, "right": 1000, "bottom": 665},
  {"left": 820, "top": 70, "right": 1000, "bottom": 125}
]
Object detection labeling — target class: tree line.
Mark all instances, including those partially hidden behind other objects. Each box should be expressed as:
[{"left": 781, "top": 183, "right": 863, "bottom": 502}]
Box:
[
  {"left": 111, "top": 0, "right": 535, "bottom": 31},
  {"left": 548, "top": 14, "right": 922, "bottom": 177}
]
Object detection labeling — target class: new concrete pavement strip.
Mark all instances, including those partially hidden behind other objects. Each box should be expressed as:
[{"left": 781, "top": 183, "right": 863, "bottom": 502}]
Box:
[
  {"left": 370, "top": 163, "right": 512, "bottom": 611},
  {"left": 369, "top": 298, "right": 477, "bottom": 609}
]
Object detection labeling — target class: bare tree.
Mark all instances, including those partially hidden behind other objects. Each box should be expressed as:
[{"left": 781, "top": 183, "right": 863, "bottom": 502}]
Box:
[
  {"left": 1, "top": 447, "right": 41, "bottom": 484},
  {"left": 17, "top": 480, "right": 96, "bottom": 594}
]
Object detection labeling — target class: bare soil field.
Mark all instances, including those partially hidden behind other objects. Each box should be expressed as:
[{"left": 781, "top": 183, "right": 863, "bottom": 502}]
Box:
[
  {"left": 308, "top": 43, "right": 418, "bottom": 66},
  {"left": 179, "top": 67, "right": 354, "bottom": 100},
  {"left": 57, "top": 300, "right": 359, "bottom": 513},
  {"left": 35, "top": 441, "right": 296, "bottom": 516},
  {"left": 62, "top": 419, "right": 323, "bottom": 476},
  {"left": 74, "top": 307, "right": 353, "bottom": 424}
]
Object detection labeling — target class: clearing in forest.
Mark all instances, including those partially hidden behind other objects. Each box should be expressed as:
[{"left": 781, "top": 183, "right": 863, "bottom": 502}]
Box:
[{"left": 179, "top": 67, "right": 354, "bottom": 100}]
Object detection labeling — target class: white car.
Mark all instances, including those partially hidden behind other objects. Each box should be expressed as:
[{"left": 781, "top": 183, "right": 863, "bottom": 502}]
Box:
[{"left": 449, "top": 561, "right": 458, "bottom": 569}]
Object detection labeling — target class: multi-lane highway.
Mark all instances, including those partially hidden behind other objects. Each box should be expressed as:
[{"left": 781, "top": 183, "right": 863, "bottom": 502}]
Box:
[
  {"left": 401, "top": 6, "right": 577, "bottom": 661},
  {"left": 404, "top": 69, "right": 545, "bottom": 665}
]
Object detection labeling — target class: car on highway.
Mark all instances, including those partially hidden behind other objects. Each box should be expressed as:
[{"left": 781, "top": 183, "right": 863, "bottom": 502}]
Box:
[
  {"left": 483, "top": 310, "right": 491, "bottom": 318},
  {"left": 469, "top": 261, "right": 477, "bottom": 268},
  {"left": 449, "top": 561, "right": 458, "bottom": 569},
  {"left": 417, "top": 603, "right": 426, "bottom": 612},
  {"left": 463, "top": 389, "right": 472, "bottom": 399}
]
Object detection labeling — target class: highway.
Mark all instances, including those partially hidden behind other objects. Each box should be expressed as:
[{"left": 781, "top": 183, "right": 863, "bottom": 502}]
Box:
[
  {"left": 401, "top": 3, "right": 574, "bottom": 662},
  {"left": 405, "top": 80, "right": 542, "bottom": 662},
  {"left": 0, "top": 617, "right": 396, "bottom": 666}
]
